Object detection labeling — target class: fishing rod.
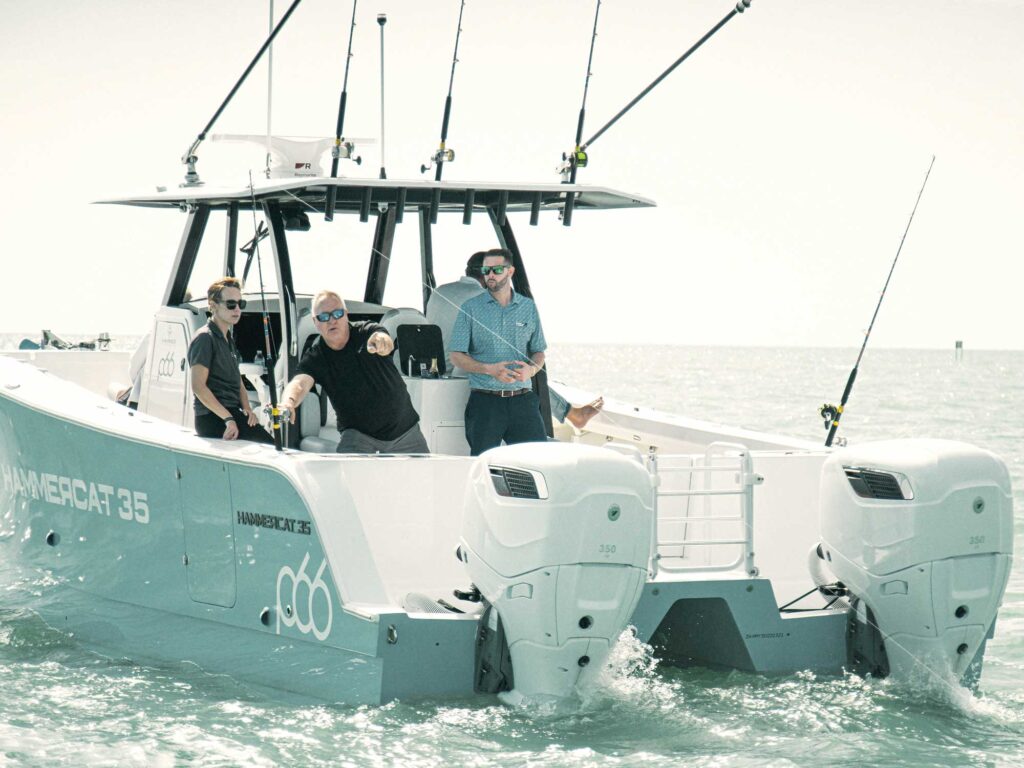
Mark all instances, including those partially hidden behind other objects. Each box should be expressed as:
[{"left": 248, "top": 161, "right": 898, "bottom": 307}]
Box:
[
  {"left": 180, "top": 0, "right": 303, "bottom": 187},
  {"left": 247, "top": 172, "right": 285, "bottom": 451},
  {"left": 421, "top": 0, "right": 467, "bottom": 181},
  {"left": 559, "top": 0, "right": 753, "bottom": 221},
  {"left": 325, "top": 0, "right": 362, "bottom": 222},
  {"left": 560, "top": 0, "right": 602, "bottom": 227},
  {"left": 820, "top": 155, "right": 936, "bottom": 447}
]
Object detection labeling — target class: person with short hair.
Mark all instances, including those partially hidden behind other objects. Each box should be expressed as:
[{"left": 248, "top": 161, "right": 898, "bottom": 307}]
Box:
[
  {"left": 428, "top": 251, "right": 603, "bottom": 430},
  {"left": 449, "top": 248, "right": 550, "bottom": 456},
  {"left": 188, "top": 277, "right": 273, "bottom": 443},
  {"left": 281, "top": 290, "right": 429, "bottom": 454}
]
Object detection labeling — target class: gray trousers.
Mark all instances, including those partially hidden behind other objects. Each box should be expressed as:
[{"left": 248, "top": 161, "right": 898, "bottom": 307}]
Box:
[{"left": 336, "top": 423, "right": 430, "bottom": 454}]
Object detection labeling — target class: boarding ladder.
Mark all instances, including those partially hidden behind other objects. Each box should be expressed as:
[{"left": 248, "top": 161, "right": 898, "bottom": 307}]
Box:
[{"left": 646, "top": 442, "right": 763, "bottom": 577}]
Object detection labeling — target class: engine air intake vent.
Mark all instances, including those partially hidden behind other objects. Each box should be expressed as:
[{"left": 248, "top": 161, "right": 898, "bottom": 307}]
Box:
[
  {"left": 490, "top": 466, "right": 540, "bottom": 499},
  {"left": 844, "top": 467, "right": 907, "bottom": 500}
]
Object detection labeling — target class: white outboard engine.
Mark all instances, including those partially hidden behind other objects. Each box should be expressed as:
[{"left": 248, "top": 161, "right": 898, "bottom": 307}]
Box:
[
  {"left": 460, "top": 442, "right": 655, "bottom": 705},
  {"left": 819, "top": 439, "right": 1013, "bottom": 685}
]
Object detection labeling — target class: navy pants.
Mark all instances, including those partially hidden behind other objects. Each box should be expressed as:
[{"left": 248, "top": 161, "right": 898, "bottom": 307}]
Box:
[{"left": 465, "top": 390, "right": 548, "bottom": 456}]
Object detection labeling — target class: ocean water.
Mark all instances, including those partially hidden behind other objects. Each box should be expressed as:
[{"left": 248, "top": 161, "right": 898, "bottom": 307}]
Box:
[{"left": 1, "top": 340, "right": 1022, "bottom": 767}]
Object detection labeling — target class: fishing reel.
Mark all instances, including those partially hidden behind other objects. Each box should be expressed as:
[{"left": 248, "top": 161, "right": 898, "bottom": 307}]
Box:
[
  {"left": 332, "top": 140, "right": 362, "bottom": 166},
  {"left": 557, "top": 148, "right": 588, "bottom": 182},
  {"left": 267, "top": 405, "right": 291, "bottom": 449},
  {"left": 819, "top": 403, "right": 839, "bottom": 431},
  {"left": 421, "top": 146, "right": 455, "bottom": 174}
]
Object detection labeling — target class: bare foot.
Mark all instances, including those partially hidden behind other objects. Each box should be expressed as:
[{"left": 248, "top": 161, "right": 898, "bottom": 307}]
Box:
[{"left": 566, "top": 397, "right": 604, "bottom": 429}]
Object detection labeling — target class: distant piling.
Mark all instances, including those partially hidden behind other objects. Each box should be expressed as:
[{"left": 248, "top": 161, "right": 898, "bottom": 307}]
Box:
[{"left": 955, "top": 340, "right": 963, "bottom": 362}]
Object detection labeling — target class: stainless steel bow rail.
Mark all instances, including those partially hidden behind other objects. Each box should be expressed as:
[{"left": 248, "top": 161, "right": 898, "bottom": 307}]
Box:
[{"left": 646, "top": 441, "right": 763, "bottom": 577}]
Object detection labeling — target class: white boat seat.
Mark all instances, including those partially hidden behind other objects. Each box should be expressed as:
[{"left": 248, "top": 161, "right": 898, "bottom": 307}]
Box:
[
  {"left": 380, "top": 306, "right": 428, "bottom": 337},
  {"left": 297, "top": 311, "right": 318, "bottom": 359},
  {"left": 298, "top": 389, "right": 339, "bottom": 452}
]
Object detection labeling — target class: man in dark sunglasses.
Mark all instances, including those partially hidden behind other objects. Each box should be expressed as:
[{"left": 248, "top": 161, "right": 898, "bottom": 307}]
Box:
[
  {"left": 281, "top": 290, "right": 428, "bottom": 454},
  {"left": 427, "top": 252, "right": 603, "bottom": 431},
  {"left": 187, "top": 277, "right": 273, "bottom": 443},
  {"left": 450, "top": 248, "right": 550, "bottom": 455}
]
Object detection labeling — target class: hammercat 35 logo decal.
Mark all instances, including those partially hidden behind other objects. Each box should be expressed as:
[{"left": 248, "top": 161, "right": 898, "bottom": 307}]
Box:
[
  {"left": 0, "top": 463, "right": 150, "bottom": 525},
  {"left": 276, "top": 553, "right": 333, "bottom": 641}
]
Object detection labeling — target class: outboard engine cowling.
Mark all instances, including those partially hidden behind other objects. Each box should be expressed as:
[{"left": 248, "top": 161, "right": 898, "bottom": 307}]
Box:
[
  {"left": 460, "top": 442, "right": 655, "bottom": 705},
  {"left": 820, "top": 439, "right": 1013, "bottom": 685}
]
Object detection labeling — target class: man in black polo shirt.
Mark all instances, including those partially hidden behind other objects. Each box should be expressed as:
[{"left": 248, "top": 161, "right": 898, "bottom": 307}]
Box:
[
  {"left": 281, "top": 290, "right": 428, "bottom": 454},
  {"left": 188, "top": 277, "right": 273, "bottom": 443}
]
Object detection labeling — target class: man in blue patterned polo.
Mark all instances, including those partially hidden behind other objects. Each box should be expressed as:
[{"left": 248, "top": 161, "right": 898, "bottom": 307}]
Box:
[{"left": 450, "top": 248, "right": 548, "bottom": 456}]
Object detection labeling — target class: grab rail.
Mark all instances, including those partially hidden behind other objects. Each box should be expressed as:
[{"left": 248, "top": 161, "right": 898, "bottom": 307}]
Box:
[{"left": 646, "top": 441, "right": 763, "bottom": 577}]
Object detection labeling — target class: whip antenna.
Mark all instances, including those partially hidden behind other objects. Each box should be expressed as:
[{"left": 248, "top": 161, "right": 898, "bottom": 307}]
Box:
[
  {"left": 325, "top": 0, "right": 362, "bottom": 222},
  {"left": 247, "top": 172, "right": 285, "bottom": 451},
  {"left": 377, "top": 13, "right": 388, "bottom": 180},
  {"left": 559, "top": 0, "right": 754, "bottom": 223},
  {"left": 821, "top": 155, "right": 936, "bottom": 447},
  {"left": 421, "top": 0, "right": 467, "bottom": 181},
  {"left": 180, "top": 0, "right": 303, "bottom": 187},
  {"left": 560, "top": 0, "right": 602, "bottom": 226},
  {"left": 266, "top": 0, "right": 274, "bottom": 178}
]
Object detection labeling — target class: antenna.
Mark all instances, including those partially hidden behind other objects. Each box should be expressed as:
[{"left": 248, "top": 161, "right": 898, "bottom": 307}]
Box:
[
  {"left": 377, "top": 12, "right": 388, "bottom": 180},
  {"left": 421, "top": 0, "right": 466, "bottom": 180},
  {"left": 265, "top": 0, "right": 275, "bottom": 178}
]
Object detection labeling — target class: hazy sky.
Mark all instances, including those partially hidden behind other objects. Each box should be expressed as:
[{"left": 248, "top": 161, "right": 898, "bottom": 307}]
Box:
[{"left": 2, "top": 0, "right": 1021, "bottom": 348}]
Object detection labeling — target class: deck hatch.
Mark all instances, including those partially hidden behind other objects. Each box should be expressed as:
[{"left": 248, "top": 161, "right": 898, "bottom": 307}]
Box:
[
  {"left": 489, "top": 467, "right": 540, "bottom": 499},
  {"left": 844, "top": 467, "right": 907, "bottom": 500}
]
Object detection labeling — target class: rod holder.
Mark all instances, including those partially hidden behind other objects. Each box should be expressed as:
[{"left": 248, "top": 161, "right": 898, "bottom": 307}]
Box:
[
  {"left": 395, "top": 187, "right": 407, "bottom": 223},
  {"left": 429, "top": 187, "right": 441, "bottom": 224},
  {"left": 496, "top": 190, "right": 509, "bottom": 226},
  {"left": 529, "top": 192, "right": 542, "bottom": 226},
  {"left": 359, "top": 187, "right": 372, "bottom": 223},
  {"left": 563, "top": 192, "right": 576, "bottom": 227}
]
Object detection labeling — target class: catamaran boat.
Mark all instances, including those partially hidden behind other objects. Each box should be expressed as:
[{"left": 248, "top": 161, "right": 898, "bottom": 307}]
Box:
[
  {"left": 0, "top": 173, "right": 1013, "bottom": 705},
  {"left": 0, "top": 0, "right": 1014, "bottom": 706}
]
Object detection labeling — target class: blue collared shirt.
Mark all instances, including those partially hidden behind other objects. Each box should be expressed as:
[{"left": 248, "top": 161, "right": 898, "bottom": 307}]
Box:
[{"left": 450, "top": 290, "right": 547, "bottom": 392}]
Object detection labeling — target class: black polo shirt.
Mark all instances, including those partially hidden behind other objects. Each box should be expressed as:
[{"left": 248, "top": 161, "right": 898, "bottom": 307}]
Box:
[
  {"left": 188, "top": 321, "right": 242, "bottom": 416},
  {"left": 298, "top": 321, "right": 419, "bottom": 441}
]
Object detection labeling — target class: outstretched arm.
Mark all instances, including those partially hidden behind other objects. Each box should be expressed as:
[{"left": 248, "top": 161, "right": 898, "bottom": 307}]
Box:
[{"left": 280, "top": 373, "right": 316, "bottom": 424}]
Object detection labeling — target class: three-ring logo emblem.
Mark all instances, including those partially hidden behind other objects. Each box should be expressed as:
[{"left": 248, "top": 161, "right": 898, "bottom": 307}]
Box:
[
  {"left": 275, "top": 553, "right": 333, "bottom": 641},
  {"left": 157, "top": 351, "right": 177, "bottom": 378}
]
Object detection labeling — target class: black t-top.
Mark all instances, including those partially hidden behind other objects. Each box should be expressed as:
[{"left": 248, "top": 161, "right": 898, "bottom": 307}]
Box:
[
  {"left": 298, "top": 321, "right": 419, "bottom": 441},
  {"left": 188, "top": 321, "right": 242, "bottom": 416}
]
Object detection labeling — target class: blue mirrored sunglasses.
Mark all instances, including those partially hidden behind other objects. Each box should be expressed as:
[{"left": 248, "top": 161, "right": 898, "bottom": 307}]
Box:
[{"left": 314, "top": 308, "right": 346, "bottom": 322}]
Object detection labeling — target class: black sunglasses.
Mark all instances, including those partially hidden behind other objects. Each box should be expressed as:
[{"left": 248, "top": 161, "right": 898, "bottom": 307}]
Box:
[
  {"left": 218, "top": 299, "right": 247, "bottom": 310},
  {"left": 315, "top": 308, "right": 346, "bottom": 322},
  {"left": 479, "top": 265, "right": 510, "bottom": 275}
]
